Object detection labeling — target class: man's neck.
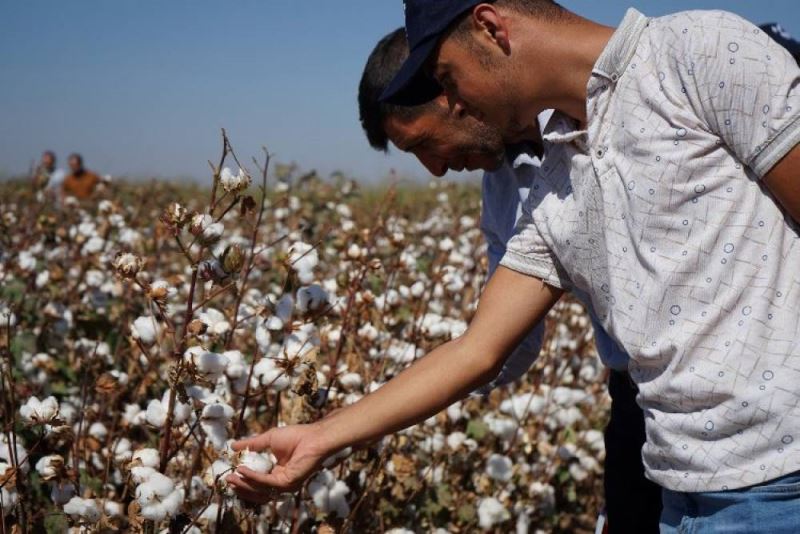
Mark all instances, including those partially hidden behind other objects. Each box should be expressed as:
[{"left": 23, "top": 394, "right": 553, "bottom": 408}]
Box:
[{"left": 515, "top": 15, "right": 615, "bottom": 124}]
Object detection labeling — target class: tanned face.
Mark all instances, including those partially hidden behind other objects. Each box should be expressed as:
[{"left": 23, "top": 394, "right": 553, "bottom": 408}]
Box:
[
  {"left": 41, "top": 152, "right": 55, "bottom": 171},
  {"left": 431, "top": 5, "right": 533, "bottom": 139},
  {"left": 68, "top": 156, "right": 82, "bottom": 173},
  {"left": 384, "top": 98, "right": 506, "bottom": 177}
]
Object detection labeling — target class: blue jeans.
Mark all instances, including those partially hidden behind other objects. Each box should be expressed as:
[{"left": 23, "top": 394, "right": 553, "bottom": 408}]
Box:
[{"left": 660, "top": 471, "right": 800, "bottom": 533}]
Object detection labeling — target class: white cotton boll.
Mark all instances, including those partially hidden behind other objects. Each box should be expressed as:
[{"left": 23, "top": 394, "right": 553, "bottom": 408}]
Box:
[
  {"left": 486, "top": 454, "right": 514, "bottom": 482},
  {"left": 569, "top": 462, "right": 589, "bottom": 482},
  {"left": 0, "top": 436, "right": 27, "bottom": 474},
  {"left": 131, "top": 315, "right": 159, "bottom": 346},
  {"left": 386, "top": 529, "right": 416, "bottom": 534},
  {"left": 112, "top": 438, "right": 133, "bottom": 463},
  {"left": 82, "top": 236, "right": 105, "bottom": 255},
  {"left": 581, "top": 429, "right": 605, "bottom": 455},
  {"left": 136, "top": 472, "right": 185, "bottom": 521},
  {"left": 18, "top": 250, "right": 37, "bottom": 272},
  {"left": 446, "top": 402, "right": 463, "bottom": 423},
  {"left": 50, "top": 481, "right": 76, "bottom": 505},
  {"left": 219, "top": 167, "right": 251, "bottom": 193},
  {"left": 123, "top": 403, "right": 143, "bottom": 426},
  {"left": 438, "top": 237, "right": 454, "bottom": 252},
  {"left": 252, "top": 358, "right": 291, "bottom": 391},
  {"left": 552, "top": 387, "right": 589, "bottom": 406},
  {"left": 477, "top": 497, "right": 510, "bottom": 530},
  {"left": 346, "top": 243, "right": 362, "bottom": 260},
  {"left": 338, "top": 372, "right": 363, "bottom": 391},
  {"left": 357, "top": 323, "right": 379, "bottom": 341},
  {"left": 63, "top": 496, "right": 101, "bottom": 522},
  {"left": 184, "top": 346, "right": 229, "bottom": 382},
  {"left": 133, "top": 448, "right": 160, "bottom": 468},
  {"left": 296, "top": 285, "right": 329, "bottom": 314},
  {"left": 237, "top": 450, "right": 274, "bottom": 476},
  {"left": 410, "top": 281, "right": 425, "bottom": 298},
  {"left": 255, "top": 324, "right": 272, "bottom": 353},
  {"left": 281, "top": 323, "right": 319, "bottom": 362},
  {"left": 420, "top": 432, "right": 445, "bottom": 453},
  {"left": 197, "top": 308, "right": 231, "bottom": 336},
  {"left": 500, "top": 393, "right": 547, "bottom": 419},
  {"left": 483, "top": 414, "right": 518, "bottom": 441},
  {"left": 289, "top": 242, "right": 318, "bottom": 283},
  {"left": 85, "top": 269, "right": 104, "bottom": 288},
  {"left": 200, "top": 402, "right": 234, "bottom": 450},
  {"left": 88, "top": 422, "right": 107, "bottom": 440},
  {"left": 145, "top": 393, "right": 191, "bottom": 428},
  {"left": 265, "top": 315, "right": 284, "bottom": 331},
  {"left": 223, "top": 350, "right": 247, "bottom": 379},
  {"left": 554, "top": 406, "right": 583, "bottom": 427},
  {"left": 131, "top": 466, "right": 158, "bottom": 484},
  {"left": 104, "top": 501, "right": 124, "bottom": 518},
  {"left": 204, "top": 459, "right": 233, "bottom": 487},
  {"left": 335, "top": 203, "right": 352, "bottom": 218},
  {"left": 446, "top": 432, "right": 467, "bottom": 450},
  {"left": 35, "top": 270, "right": 50, "bottom": 288},
  {"left": 20, "top": 395, "right": 59, "bottom": 424},
  {"left": 0, "top": 303, "right": 16, "bottom": 327},
  {"left": 308, "top": 470, "right": 350, "bottom": 518},
  {"left": 276, "top": 294, "right": 295, "bottom": 323},
  {"left": 35, "top": 455, "right": 63, "bottom": 480}
]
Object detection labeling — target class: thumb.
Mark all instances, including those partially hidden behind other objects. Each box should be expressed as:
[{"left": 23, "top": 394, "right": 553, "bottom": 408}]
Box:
[{"left": 232, "top": 429, "right": 274, "bottom": 452}]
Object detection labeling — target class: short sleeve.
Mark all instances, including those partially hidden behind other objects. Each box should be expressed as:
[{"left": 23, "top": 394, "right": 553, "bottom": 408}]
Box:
[
  {"left": 671, "top": 11, "right": 800, "bottom": 178},
  {"left": 499, "top": 202, "right": 571, "bottom": 290}
]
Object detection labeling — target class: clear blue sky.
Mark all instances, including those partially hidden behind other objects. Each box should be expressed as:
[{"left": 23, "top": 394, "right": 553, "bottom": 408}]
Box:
[{"left": 1, "top": 1, "right": 798, "bottom": 182}]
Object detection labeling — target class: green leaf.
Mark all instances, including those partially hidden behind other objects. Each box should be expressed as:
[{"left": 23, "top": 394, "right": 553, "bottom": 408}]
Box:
[{"left": 466, "top": 419, "right": 489, "bottom": 441}]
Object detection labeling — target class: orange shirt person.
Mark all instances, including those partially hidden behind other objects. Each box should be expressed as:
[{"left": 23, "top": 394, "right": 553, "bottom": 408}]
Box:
[{"left": 62, "top": 153, "right": 100, "bottom": 200}]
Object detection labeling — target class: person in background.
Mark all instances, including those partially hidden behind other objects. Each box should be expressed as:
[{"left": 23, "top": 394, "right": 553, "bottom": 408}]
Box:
[
  {"left": 358, "top": 28, "right": 660, "bottom": 533},
  {"left": 62, "top": 153, "right": 100, "bottom": 200},
  {"left": 32, "top": 150, "right": 65, "bottom": 193},
  {"left": 760, "top": 22, "right": 800, "bottom": 64}
]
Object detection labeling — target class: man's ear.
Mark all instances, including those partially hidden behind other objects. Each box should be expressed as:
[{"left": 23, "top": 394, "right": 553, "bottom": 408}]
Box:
[{"left": 472, "top": 3, "right": 512, "bottom": 56}]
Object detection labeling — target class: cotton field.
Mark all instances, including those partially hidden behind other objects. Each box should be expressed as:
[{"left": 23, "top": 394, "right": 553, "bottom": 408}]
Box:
[{"left": 0, "top": 140, "right": 610, "bottom": 533}]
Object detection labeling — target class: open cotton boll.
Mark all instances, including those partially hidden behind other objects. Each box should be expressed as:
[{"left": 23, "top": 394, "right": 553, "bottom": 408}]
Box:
[
  {"left": 295, "top": 285, "right": 329, "bottom": 314},
  {"left": 135, "top": 472, "right": 185, "bottom": 521},
  {"left": 338, "top": 372, "right": 363, "bottom": 391},
  {"left": 238, "top": 451, "right": 273, "bottom": 474},
  {"left": 184, "top": 346, "right": 229, "bottom": 382},
  {"left": 35, "top": 455, "right": 64, "bottom": 480},
  {"left": 255, "top": 324, "right": 272, "bottom": 353},
  {"left": 500, "top": 393, "right": 547, "bottom": 419},
  {"left": 131, "top": 315, "right": 159, "bottom": 346},
  {"left": 197, "top": 308, "right": 231, "bottom": 336},
  {"left": 132, "top": 448, "right": 160, "bottom": 469},
  {"left": 477, "top": 497, "right": 510, "bottom": 530},
  {"left": 252, "top": 358, "right": 291, "bottom": 391},
  {"left": 0, "top": 435, "right": 28, "bottom": 473},
  {"left": 200, "top": 402, "right": 234, "bottom": 450},
  {"left": 203, "top": 459, "right": 233, "bottom": 488},
  {"left": 63, "top": 496, "right": 101, "bottom": 523},
  {"left": 131, "top": 466, "right": 158, "bottom": 484},
  {"left": 308, "top": 469, "right": 350, "bottom": 518},
  {"left": 288, "top": 241, "right": 318, "bottom": 284},
  {"left": 486, "top": 454, "right": 514, "bottom": 482},
  {"left": 145, "top": 392, "right": 191, "bottom": 427},
  {"left": 20, "top": 395, "right": 60, "bottom": 424},
  {"left": 219, "top": 167, "right": 251, "bottom": 193}
]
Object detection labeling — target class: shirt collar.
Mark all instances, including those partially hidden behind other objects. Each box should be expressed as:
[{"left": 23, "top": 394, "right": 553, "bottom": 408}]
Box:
[
  {"left": 508, "top": 109, "right": 555, "bottom": 168},
  {"left": 592, "top": 8, "right": 650, "bottom": 83}
]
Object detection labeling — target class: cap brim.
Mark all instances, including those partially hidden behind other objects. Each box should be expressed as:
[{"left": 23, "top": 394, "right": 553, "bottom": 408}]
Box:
[{"left": 379, "top": 36, "right": 443, "bottom": 106}]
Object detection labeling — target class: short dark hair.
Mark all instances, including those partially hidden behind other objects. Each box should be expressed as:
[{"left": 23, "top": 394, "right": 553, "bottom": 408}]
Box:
[
  {"left": 451, "top": 0, "right": 566, "bottom": 42},
  {"left": 358, "top": 28, "right": 437, "bottom": 152},
  {"left": 68, "top": 153, "right": 83, "bottom": 166}
]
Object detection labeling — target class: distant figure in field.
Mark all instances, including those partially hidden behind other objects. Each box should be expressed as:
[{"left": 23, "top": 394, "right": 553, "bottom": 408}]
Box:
[
  {"left": 62, "top": 153, "right": 100, "bottom": 200},
  {"left": 32, "top": 150, "right": 66, "bottom": 192}
]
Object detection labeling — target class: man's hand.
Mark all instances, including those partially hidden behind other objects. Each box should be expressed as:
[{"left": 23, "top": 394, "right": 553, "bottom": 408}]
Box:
[{"left": 226, "top": 423, "right": 329, "bottom": 504}]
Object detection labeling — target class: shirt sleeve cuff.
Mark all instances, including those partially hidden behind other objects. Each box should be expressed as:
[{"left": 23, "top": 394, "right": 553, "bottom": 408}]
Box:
[
  {"left": 751, "top": 112, "right": 800, "bottom": 178},
  {"left": 499, "top": 249, "right": 568, "bottom": 290}
]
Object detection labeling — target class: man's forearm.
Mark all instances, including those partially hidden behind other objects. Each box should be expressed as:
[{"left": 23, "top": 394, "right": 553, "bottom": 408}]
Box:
[{"left": 315, "top": 336, "right": 499, "bottom": 454}]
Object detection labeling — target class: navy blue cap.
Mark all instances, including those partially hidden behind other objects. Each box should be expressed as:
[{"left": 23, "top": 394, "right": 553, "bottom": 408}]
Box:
[
  {"left": 380, "top": 0, "right": 485, "bottom": 105},
  {"left": 760, "top": 23, "right": 800, "bottom": 61}
]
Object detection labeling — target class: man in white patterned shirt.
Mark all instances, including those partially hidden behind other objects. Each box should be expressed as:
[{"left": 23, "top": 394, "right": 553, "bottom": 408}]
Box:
[
  {"left": 227, "top": 5, "right": 799, "bottom": 532},
  {"left": 378, "top": 0, "right": 800, "bottom": 531}
]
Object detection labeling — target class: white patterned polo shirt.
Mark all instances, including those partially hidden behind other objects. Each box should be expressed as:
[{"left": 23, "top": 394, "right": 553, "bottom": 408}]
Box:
[{"left": 500, "top": 8, "right": 800, "bottom": 492}]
